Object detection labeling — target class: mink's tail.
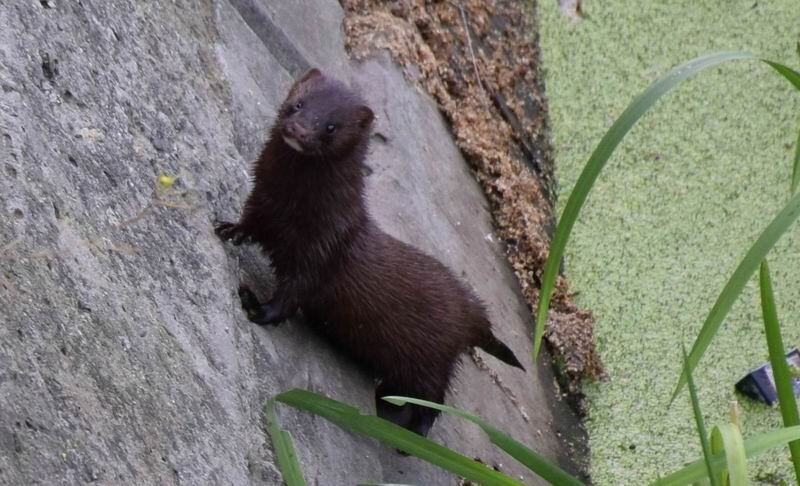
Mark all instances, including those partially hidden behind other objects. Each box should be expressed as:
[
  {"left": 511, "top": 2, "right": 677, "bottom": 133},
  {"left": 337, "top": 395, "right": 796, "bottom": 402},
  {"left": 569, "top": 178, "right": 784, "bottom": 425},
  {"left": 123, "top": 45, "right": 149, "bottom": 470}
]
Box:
[{"left": 480, "top": 331, "right": 526, "bottom": 371}]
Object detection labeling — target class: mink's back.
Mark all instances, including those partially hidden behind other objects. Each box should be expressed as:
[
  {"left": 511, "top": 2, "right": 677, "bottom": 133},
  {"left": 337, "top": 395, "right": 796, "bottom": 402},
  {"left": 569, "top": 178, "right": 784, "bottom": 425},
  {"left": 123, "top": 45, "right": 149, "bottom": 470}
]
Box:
[{"left": 303, "top": 220, "right": 490, "bottom": 388}]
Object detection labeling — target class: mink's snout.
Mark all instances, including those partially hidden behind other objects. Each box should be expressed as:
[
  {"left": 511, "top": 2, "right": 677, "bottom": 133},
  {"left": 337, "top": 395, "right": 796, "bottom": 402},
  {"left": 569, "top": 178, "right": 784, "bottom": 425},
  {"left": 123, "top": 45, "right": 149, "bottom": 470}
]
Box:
[{"left": 282, "top": 119, "right": 310, "bottom": 141}]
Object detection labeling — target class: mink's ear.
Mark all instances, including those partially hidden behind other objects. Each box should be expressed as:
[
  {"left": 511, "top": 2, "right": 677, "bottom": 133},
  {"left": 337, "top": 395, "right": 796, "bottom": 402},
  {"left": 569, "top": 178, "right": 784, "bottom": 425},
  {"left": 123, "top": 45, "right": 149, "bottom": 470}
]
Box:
[
  {"left": 357, "top": 105, "right": 374, "bottom": 129},
  {"left": 288, "top": 68, "right": 323, "bottom": 97}
]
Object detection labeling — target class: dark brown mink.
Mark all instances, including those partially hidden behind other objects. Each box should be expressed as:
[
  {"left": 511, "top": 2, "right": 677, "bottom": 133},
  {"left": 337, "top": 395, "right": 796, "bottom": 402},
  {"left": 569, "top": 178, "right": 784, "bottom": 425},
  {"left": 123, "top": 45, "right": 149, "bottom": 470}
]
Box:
[{"left": 215, "top": 68, "right": 525, "bottom": 437}]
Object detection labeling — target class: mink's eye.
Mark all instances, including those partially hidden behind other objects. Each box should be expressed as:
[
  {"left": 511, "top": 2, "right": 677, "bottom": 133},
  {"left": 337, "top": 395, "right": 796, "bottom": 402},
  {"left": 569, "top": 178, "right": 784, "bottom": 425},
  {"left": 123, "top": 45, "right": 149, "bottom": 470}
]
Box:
[
  {"left": 326, "top": 124, "right": 336, "bottom": 134},
  {"left": 294, "top": 101, "right": 304, "bottom": 110}
]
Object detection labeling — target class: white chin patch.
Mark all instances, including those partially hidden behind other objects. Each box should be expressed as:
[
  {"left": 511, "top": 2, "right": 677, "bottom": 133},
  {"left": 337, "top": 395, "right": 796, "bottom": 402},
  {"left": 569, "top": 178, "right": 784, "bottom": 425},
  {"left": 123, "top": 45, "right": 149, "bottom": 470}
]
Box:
[{"left": 283, "top": 136, "right": 304, "bottom": 153}]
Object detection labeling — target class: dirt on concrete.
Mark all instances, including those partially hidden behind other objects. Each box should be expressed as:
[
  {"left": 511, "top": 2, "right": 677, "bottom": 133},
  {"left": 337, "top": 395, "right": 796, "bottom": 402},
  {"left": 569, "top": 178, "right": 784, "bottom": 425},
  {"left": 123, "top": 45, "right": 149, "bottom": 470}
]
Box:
[{"left": 340, "top": 0, "right": 604, "bottom": 396}]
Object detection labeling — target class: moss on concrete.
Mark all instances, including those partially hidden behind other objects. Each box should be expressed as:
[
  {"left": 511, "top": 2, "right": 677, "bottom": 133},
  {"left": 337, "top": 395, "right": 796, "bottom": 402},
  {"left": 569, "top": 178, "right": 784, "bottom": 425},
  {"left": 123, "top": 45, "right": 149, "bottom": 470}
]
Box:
[{"left": 539, "top": 0, "right": 800, "bottom": 483}]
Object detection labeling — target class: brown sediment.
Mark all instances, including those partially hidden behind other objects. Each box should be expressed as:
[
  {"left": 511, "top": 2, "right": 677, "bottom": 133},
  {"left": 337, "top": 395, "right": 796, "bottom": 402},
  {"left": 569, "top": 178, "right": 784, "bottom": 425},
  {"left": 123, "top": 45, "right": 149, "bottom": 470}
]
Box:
[{"left": 340, "top": 0, "right": 604, "bottom": 394}]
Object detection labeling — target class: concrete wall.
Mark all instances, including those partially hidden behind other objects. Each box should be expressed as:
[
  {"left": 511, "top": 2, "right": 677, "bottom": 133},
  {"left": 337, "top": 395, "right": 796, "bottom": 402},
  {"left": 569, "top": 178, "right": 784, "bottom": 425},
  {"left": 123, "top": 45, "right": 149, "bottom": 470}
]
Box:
[{"left": 0, "top": 1, "right": 581, "bottom": 484}]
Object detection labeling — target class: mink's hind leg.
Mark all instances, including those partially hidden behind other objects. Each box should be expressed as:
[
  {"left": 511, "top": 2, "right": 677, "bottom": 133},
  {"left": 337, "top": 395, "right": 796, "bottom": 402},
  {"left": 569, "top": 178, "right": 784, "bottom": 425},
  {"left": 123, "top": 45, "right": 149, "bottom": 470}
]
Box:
[
  {"left": 375, "top": 378, "right": 446, "bottom": 439},
  {"left": 214, "top": 220, "right": 251, "bottom": 245},
  {"left": 375, "top": 381, "right": 417, "bottom": 456},
  {"left": 406, "top": 369, "right": 450, "bottom": 438},
  {"left": 238, "top": 286, "right": 298, "bottom": 325},
  {"left": 375, "top": 382, "right": 414, "bottom": 430},
  {"left": 408, "top": 405, "right": 440, "bottom": 438}
]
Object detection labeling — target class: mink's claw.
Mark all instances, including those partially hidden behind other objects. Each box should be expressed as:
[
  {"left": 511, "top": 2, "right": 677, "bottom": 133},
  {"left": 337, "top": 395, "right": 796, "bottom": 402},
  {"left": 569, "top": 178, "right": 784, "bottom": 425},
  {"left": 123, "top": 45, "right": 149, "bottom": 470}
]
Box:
[
  {"left": 238, "top": 286, "right": 297, "bottom": 325},
  {"left": 214, "top": 220, "right": 248, "bottom": 245}
]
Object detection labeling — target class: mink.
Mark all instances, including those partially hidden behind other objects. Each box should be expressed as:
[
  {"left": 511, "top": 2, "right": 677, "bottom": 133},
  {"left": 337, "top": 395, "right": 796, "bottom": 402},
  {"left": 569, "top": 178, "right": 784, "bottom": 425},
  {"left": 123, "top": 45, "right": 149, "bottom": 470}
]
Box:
[{"left": 215, "top": 68, "right": 524, "bottom": 437}]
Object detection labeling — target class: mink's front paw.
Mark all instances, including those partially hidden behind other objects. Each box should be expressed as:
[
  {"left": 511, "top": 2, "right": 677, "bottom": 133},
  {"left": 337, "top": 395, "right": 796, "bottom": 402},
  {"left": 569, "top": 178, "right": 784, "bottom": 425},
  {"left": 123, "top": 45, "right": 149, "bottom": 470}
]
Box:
[
  {"left": 214, "top": 220, "right": 248, "bottom": 245},
  {"left": 238, "top": 286, "right": 296, "bottom": 326},
  {"left": 238, "top": 286, "right": 263, "bottom": 321}
]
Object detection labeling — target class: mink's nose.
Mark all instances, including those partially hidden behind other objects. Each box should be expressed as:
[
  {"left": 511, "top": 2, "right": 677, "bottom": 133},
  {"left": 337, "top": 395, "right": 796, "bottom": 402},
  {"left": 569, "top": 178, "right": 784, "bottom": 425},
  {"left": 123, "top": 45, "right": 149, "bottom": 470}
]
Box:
[{"left": 284, "top": 120, "right": 310, "bottom": 141}]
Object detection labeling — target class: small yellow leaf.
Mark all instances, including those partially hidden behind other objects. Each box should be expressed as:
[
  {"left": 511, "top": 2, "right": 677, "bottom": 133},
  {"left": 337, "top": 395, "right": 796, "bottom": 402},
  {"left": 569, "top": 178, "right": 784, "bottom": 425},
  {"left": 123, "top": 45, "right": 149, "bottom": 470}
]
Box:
[{"left": 157, "top": 175, "right": 175, "bottom": 188}]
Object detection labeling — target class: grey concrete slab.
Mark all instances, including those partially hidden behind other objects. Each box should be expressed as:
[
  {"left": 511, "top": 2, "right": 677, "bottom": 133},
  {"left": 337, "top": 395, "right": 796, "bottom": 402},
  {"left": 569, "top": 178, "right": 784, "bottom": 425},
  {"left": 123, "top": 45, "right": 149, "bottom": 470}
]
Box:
[{"left": 0, "top": 0, "right": 582, "bottom": 484}]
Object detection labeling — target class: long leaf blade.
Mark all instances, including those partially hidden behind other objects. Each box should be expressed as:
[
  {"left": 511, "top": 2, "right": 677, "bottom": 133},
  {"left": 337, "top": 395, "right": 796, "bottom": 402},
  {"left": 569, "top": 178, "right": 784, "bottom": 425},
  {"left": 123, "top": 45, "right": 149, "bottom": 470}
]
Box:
[
  {"left": 383, "top": 396, "right": 586, "bottom": 486},
  {"left": 764, "top": 61, "right": 800, "bottom": 91},
  {"left": 760, "top": 62, "right": 800, "bottom": 195},
  {"left": 759, "top": 261, "right": 800, "bottom": 481},
  {"left": 792, "top": 128, "right": 800, "bottom": 195},
  {"left": 682, "top": 344, "right": 718, "bottom": 486},
  {"left": 275, "top": 389, "right": 523, "bottom": 486},
  {"left": 710, "top": 424, "right": 748, "bottom": 486},
  {"left": 533, "top": 51, "right": 757, "bottom": 360},
  {"left": 672, "top": 189, "right": 800, "bottom": 401},
  {"left": 653, "top": 426, "right": 800, "bottom": 485},
  {"left": 265, "top": 400, "right": 307, "bottom": 486}
]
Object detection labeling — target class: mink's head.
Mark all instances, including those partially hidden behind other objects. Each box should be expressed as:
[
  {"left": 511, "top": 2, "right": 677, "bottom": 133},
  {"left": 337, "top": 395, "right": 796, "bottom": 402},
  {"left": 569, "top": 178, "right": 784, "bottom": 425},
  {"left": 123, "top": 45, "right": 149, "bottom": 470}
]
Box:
[{"left": 278, "top": 69, "right": 374, "bottom": 158}]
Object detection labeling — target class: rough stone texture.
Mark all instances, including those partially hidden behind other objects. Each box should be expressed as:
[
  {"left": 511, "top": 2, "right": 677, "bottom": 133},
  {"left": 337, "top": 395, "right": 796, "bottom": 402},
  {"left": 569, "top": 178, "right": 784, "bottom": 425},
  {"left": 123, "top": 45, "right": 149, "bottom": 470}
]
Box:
[{"left": 0, "top": 1, "right": 584, "bottom": 485}]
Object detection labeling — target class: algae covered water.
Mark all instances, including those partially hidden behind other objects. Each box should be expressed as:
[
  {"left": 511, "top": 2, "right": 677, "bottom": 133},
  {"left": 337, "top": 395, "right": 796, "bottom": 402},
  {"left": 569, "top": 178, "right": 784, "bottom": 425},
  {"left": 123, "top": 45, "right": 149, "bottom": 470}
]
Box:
[{"left": 539, "top": 0, "right": 800, "bottom": 483}]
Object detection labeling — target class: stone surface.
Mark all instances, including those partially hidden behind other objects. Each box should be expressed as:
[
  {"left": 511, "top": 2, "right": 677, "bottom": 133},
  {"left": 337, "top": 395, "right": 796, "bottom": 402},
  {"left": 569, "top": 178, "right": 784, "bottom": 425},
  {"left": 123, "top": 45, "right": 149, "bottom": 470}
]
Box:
[{"left": 0, "top": 1, "right": 584, "bottom": 484}]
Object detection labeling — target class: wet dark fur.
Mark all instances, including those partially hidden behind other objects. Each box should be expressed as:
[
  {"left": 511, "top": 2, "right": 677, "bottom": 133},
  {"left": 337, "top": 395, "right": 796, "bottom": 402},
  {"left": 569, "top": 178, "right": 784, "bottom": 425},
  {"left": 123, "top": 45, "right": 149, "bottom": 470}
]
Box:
[{"left": 215, "top": 69, "right": 524, "bottom": 437}]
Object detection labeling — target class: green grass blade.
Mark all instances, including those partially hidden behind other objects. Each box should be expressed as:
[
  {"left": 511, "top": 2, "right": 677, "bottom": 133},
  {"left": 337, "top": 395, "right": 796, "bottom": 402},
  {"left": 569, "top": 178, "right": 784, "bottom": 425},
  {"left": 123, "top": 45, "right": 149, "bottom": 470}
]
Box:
[
  {"left": 383, "top": 396, "right": 586, "bottom": 486},
  {"left": 275, "top": 389, "right": 523, "bottom": 486},
  {"left": 532, "top": 51, "right": 756, "bottom": 361},
  {"left": 792, "top": 128, "right": 800, "bottom": 195},
  {"left": 672, "top": 188, "right": 800, "bottom": 402},
  {"left": 682, "top": 344, "right": 718, "bottom": 486},
  {"left": 759, "top": 261, "right": 800, "bottom": 481},
  {"left": 265, "top": 400, "right": 307, "bottom": 486},
  {"left": 763, "top": 61, "right": 800, "bottom": 91},
  {"left": 653, "top": 426, "right": 800, "bottom": 485},
  {"left": 710, "top": 424, "right": 749, "bottom": 486},
  {"left": 761, "top": 62, "right": 800, "bottom": 195}
]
